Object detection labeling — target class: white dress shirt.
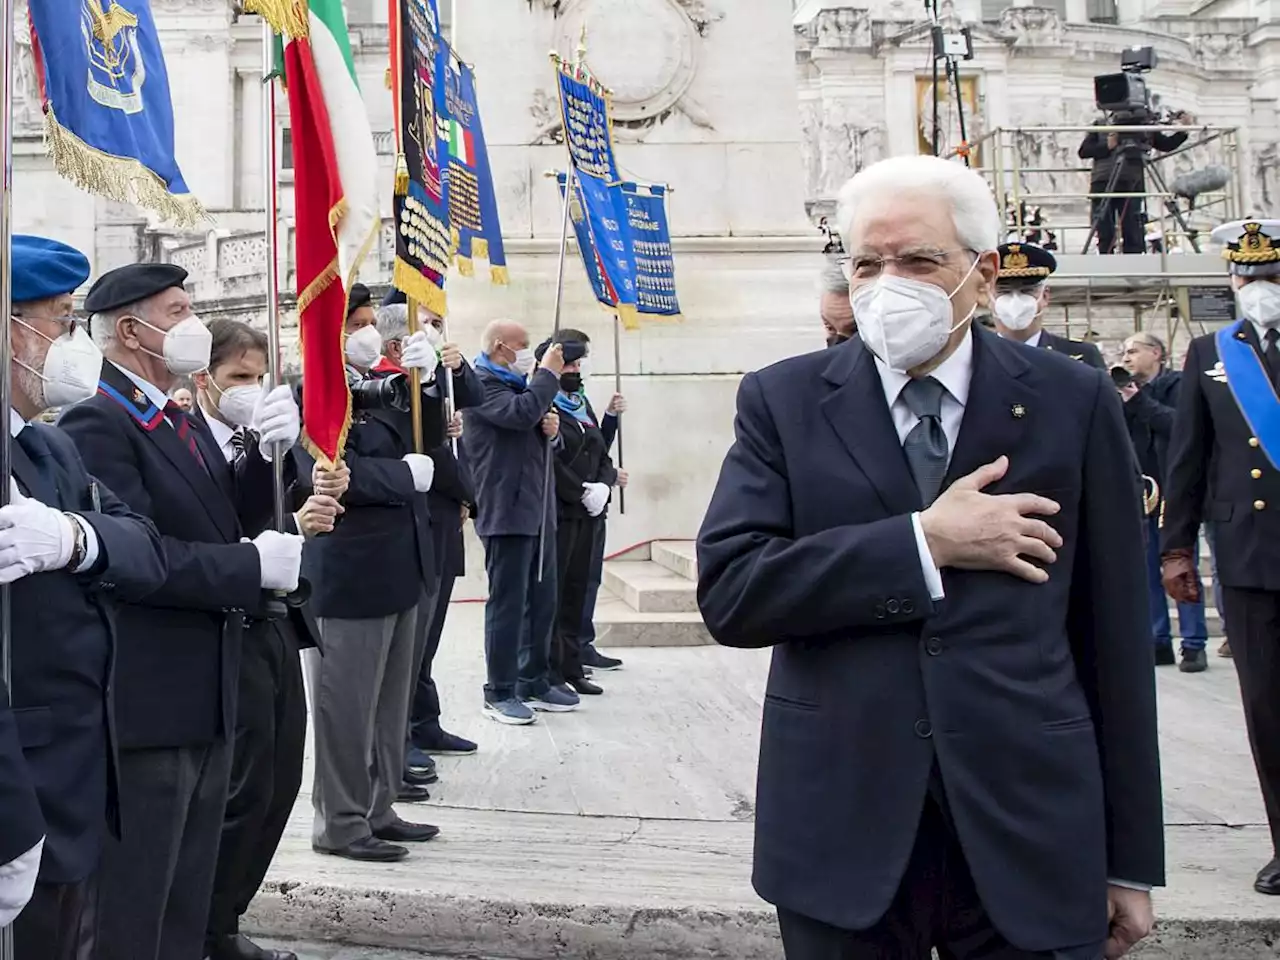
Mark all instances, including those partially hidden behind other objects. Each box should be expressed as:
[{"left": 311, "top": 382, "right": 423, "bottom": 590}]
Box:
[
  {"left": 202, "top": 410, "right": 238, "bottom": 465},
  {"left": 0, "top": 837, "right": 43, "bottom": 928},
  {"left": 873, "top": 330, "right": 975, "bottom": 601},
  {"left": 8, "top": 409, "right": 100, "bottom": 571}
]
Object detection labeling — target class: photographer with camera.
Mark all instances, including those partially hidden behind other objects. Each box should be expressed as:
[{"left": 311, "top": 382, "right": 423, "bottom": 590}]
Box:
[
  {"left": 299, "top": 283, "right": 442, "bottom": 864},
  {"left": 1115, "top": 333, "right": 1209, "bottom": 672}
]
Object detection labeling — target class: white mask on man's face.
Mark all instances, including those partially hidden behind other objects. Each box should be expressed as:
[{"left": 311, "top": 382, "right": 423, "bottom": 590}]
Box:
[
  {"left": 850, "top": 255, "right": 980, "bottom": 373},
  {"left": 209, "top": 379, "right": 260, "bottom": 427},
  {"left": 132, "top": 314, "right": 212, "bottom": 376},
  {"left": 511, "top": 348, "right": 536, "bottom": 377},
  {"left": 1237, "top": 280, "right": 1280, "bottom": 328},
  {"left": 345, "top": 325, "right": 383, "bottom": 367},
  {"left": 993, "top": 291, "right": 1041, "bottom": 331},
  {"left": 13, "top": 319, "right": 103, "bottom": 409}
]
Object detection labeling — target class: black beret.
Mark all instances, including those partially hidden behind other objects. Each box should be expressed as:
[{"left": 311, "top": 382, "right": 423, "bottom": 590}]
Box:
[
  {"left": 381, "top": 287, "right": 407, "bottom": 307},
  {"left": 534, "top": 337, "right": 588, "bottom": 364},
  {"left": 347, "top": 283, "right": 372, "bottom": 317},
  {"left": 84, "top": 263, "right": 188, "bottom": 314}
]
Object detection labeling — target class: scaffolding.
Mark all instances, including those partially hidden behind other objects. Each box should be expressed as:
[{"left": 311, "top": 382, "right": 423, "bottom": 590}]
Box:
[{"left": 946, "top": 123, "right": 1245, "bottom": 356}]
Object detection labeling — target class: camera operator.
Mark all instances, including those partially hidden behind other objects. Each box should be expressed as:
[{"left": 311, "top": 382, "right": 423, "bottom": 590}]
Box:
[
  {"left": 1079, "top": 110, "right": 1192, "bottom": 254},
  {"left": 1117, "top": 332, "right": 1209, "bottom": 672},
  {"left": 298, "top": 283, "right": 442, "bottom": 864}
]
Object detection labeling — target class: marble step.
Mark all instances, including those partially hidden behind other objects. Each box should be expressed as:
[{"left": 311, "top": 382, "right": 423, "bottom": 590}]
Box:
[
  {"left": 652, "top": 540, "right": 698, "bottom": 581},
  {"left": 590, "top": 595, "right": 712, "bottom": 647},
  {"left": 602, "top": 559, "right": 700, "bottom": 614}
]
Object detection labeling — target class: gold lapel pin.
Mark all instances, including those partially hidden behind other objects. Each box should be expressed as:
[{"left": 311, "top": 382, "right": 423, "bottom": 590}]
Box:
[{"left": 1011, "top": 403, "right": 1027, "bottom": 419}]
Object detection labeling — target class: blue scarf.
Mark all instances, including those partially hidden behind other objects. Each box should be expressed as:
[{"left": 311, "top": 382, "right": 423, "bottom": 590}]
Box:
[
  {"left": 554, "top": 390, "right": 596, "bottom": 427},
  {"left": 474, "top": 352, "right": 528, "bottom": 391}
]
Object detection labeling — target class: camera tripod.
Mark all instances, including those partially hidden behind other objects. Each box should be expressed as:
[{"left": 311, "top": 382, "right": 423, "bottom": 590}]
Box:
[{"left": 1080, "top": 144, "right": 1201, "bottom": 255}]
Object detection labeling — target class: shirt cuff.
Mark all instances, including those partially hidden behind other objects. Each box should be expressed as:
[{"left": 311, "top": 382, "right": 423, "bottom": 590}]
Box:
[
  {"left": 0, "top": 837, "right": 43, "bottom": 929},
  {"left": 69, "top": 514, "right": 101, "bottom": 572},
  {"left": 1107, "top": 878, "right": 1152, "bottom": 892},
  {"left": 911, "top": 512, "right": 945, "bottom": 601}
]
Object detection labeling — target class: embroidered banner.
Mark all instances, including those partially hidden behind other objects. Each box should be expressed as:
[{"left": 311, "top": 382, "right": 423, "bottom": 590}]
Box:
[
  {"left": 553, "top": 54, "right": 638, "bottom": 327},
  {"left": 621, "top": 181, "right": 680, "bottom": 319},
  {"left": 1217, "top": 320, "right": 1280, "bottom": 471},
  {"left": 556, "top": 170, "right": 616, "bottom": 311},
  {"left": 28, "top": 0, "right": 204, "bottom": 224},
  {"left": 442, "top": 49, "right": 507, "bottom": 285}
]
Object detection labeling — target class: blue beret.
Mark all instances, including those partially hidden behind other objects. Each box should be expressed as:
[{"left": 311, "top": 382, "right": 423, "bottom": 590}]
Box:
[{"left": 12, "top": 235, "right": 90, "bottom": 305}]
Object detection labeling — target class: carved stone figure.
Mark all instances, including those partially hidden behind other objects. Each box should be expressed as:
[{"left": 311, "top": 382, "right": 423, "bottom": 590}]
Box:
[
  {"left": 13, "top": 7, "right": 42, "bottom": 133},
  {"left": 799, "top": 99, "right": 821, "bottom": 198},
  {"left": 998, "top": 6, "right": 1064, "bottom": 47},
  {"left": 819, "top": 100, "right": 884, "bottom": 196},
  {"left": 673, "top": 0, "right": 722, "bottom": 37},
  {"left": 815, "top": 8, "right": 871, "bottom": 49},
  {"left": 1192, "top": 34, "right": 1245, "bottom": 70}
]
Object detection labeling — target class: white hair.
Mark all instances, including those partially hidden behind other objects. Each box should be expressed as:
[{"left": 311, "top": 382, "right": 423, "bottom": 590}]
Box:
[
  {"left": 375, "top": 303, "right": 409, "bottom": 343},
  {"left": 836, "top": 155, "right": 1000, "bottom": 255},
  {"left": 819, "top": 255, "right": 848, "bottom": 296},
  {"left": 89, "top": 311, "right": 121, "bottom": 352}
]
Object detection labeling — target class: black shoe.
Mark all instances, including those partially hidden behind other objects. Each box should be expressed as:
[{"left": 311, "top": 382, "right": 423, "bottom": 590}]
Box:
[
  {"left": 1154, "top": 644, "right": 1177, "bottom": 666},
  {"left": 583, "top": 645, "right": 623, "bottom": 671},
  {"left": 373, "top": 818, "right": 441, "bottom": 843},
  {"left": 403, "top": 765, "right": 439, "bottom": 786},
  {"left": 1179, "top": 649, "right": 1208, "bottom": 673},
  {"left": 1256, "top": 858, "right": 1280, "bottom": 895},
  {"left": 567, "top": 676, "right": 604, "bottom": 695},
  {"left": 314, "top": 836, "right": 408, "bottom": 862},
  {"left": 417, "top": 730, "right": 478, "bottom": 756},
  {"left": 208, "top": 934, "right": 298, "bottom": 960},
  {"left": 397, "top": 783, "right": 431, "bottom": 803}
]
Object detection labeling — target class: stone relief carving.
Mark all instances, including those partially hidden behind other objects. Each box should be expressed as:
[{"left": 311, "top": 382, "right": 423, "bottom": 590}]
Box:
[
  {"left": 1252, "top": 143, "right": 1280, "bottom": 212},
  {"left": 815, "top": 100, "right": 883, "bottom": 196},
  {"left": 529, "top": 89, "right": 563, "bottom": 146},
  {"left": 814, "top": 8, "right": 872, "bottom": 50},
  {"left": 673, "top": 0, "right": 722, "bottom": 37},
  {"left": 998, "top": 6, "right": 1063, "bottom": 47},
  {"left": 13, "top": 8, "right": 42, "bottom": 134},
  {"left": 1192, "top": 34, "right": 1245, "bottom": 71},
  {"left": 799, "top": 99, "right": 821, "bottom": 198},
  {"left": 527, "top": 0, "right": 564, "bottom": 12}
]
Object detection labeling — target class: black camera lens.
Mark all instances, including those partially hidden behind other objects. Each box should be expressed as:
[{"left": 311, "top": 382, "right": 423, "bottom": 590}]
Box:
[{"left": 1110, "top": 366, "right": 1134, "bottom": 389}]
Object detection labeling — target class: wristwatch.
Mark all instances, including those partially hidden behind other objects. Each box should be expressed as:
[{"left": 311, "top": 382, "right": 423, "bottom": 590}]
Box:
[{"left": 64, "top": 513, "right": 87, "bottom": 571}]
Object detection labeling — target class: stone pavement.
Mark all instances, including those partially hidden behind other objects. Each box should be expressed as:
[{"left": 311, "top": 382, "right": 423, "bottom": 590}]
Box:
[{"left": 245, "top": 604, "right": 1280, "bottom": 958}]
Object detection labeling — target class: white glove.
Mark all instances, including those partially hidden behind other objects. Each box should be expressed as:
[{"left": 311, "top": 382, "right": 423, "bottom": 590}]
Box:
[
  {"left": 400, "top": 331, "right": 440, "bottom": 376},
  {"left": 402, "top": 453, "right": 436, "bottom": 493},
  {"left": 250, "top": 529, "right": 303, "bottom": 591},
  {"left": 252, "top": 384, "right": 301, "bottom": 456},
  {"left": 0, "top": 489, "right": 76, "bottom": 584},
  {"left": 581, "top": 481, "right": 610, "bottom": 518}
]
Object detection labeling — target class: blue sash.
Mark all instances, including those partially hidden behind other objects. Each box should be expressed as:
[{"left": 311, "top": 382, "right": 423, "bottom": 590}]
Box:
[{"left": 1217, "top": 319, "right": 1280, "bottom": 470}]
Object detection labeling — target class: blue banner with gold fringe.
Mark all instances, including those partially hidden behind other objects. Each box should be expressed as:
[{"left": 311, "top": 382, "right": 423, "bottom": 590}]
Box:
[
  {"left": 442, "top": 47, "right": 507, "bottom": 285},
  {"left": 28, "top": 0, "right": 204, "bottom": 224},
  {"left": 553, "top": 54, "right": 638, "bottom": 329},
  {"left": 557, "top": 170, "right": 613, "bottom": 306},
  {"left": 622, "top": 182, "right": 680, "bottom": 318}
]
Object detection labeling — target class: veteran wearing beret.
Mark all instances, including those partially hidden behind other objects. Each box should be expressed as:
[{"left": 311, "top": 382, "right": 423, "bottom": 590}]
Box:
[
  {"left": 991, "top": 243, "right": 1105, "bottom": 370},
  {"left": 56, "top": 263, "right": 305, "bottom": 960},
  {"left": 0, "top": 237, "right": 169, "bottom": 957},
  {"left": 1162, "top": 218, "right": 1280, "bottom": 896}
]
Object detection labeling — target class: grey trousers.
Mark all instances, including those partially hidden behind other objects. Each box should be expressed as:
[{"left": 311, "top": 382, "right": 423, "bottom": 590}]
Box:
[
  {"left": 96, "top": 741, "right": 233, "bottom": 960},
  {"left": 310, "top": 601, "right": 419, "bottom": 850}
]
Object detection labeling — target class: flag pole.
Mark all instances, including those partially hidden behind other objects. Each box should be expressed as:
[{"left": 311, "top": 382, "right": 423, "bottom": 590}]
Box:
[
  {"left": 0, "top": 0, "right": 17, "bottom": 952},
  {"left": 612, "top": 310, "right": 624, "bottom": 515},
  {"left": 262, "top": 21, "right": 286, "bottom": 531},
  {"left": 537, "top": 163, "right": 576, "bottom": 582},
  {"left": 405, "top": 295, "right": 424, "bottom": 454}
]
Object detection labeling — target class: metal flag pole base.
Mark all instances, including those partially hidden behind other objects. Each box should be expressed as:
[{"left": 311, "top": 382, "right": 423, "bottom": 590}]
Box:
[{"left": 537, "top": 165, "right": 577, "bottom": 583}]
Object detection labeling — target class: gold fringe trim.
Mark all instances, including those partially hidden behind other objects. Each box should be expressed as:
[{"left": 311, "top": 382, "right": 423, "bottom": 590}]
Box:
[
  {"left": 393, "top": 257, "right": 448, "bottom": 317},
  {"left": 456, "top": 255, "right": 475, "bottom": 278},
  {"left": 44, "top": 110, "right": 208, "bottom": 227},
  {"left": 243, "top": 0, "right": 308, "bottom": 40},
  {"left": 472, "top": 237, "right": 489, "bottom": 260},
  {"left": 491, "top": 265, "right": 509, "bottom": 285},
  {"left": 297, "top": 256, "right": 339, "bottom": 314},
  {"left": 295, "top": 257, "right": 353, "bottom": 469},
  {"left": 616, "top": 303, "right": 640, "bottom": 331},
  {"left": 394, "top": 154, "right": 409, "bottom": 196}
]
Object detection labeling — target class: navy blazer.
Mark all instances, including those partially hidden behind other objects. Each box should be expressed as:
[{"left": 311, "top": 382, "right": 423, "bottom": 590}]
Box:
[
  {"left": 697, "top": 328, "right": 1163, "bottom": 952},
  {"left": 9, "top": 422, "right": 167, "bottom": 882},
  {"left": 1037, "top": 330, "right": 1106, "bottom": 371},
  {"left": 553, "top": 399, "right": 618, "bottom": 521},
  {"left": 0, "top": 682, "right": 43, "bottom": 870},
  {"left": 58, "top": 362, "right": 263, "bottom": 750}
]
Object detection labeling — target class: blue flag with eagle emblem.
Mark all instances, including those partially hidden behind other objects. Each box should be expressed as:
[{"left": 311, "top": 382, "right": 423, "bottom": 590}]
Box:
[{"left": 27, "top": 0, "right": 204, "bottom": 224}]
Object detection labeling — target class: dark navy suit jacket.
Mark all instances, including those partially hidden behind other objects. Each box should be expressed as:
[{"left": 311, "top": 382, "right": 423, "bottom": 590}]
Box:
[
  {"left": 697, "top": 327, "right": 1163, "bottom": 952},
  {"left": 10, "top": 421, "right": 167, "bottom": 881},
  {"left": 59, "top": 362, "right": 263, "bottom": 751},
  {"left": 0, "top": 682, "right": 43, "bottom": 871}
]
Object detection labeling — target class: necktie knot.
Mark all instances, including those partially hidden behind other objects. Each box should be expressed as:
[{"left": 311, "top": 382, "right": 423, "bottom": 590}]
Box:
[{"left": 901, "top": 376, "right": 946, "bottom": 421}]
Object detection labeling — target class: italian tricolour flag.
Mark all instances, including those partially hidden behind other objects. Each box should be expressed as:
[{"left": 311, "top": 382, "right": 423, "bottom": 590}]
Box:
[
  {"left": 448, "top": 119, "right": 474, "bottom": 166},
  {"left": 257, "top": 0, "right": 379, "bottom": 464}
]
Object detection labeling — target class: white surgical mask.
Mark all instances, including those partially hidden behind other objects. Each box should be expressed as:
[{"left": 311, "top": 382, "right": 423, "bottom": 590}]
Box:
[
  {"left": 345, "top": 325, "right": 382, "bottom": 367},
  {"left": 993, "top": 291, "right": 1040, "bottom": 331},
  {"left": 1237, "top": 280, "right": 1280, "bottom": 329},
  {"left": 851, "top": 256, "right": 980, "bottom": 373},
  {"left": 13, "top": 319, "right": 103, "bottom": 408},
  {"left": 133, "top": 314, "right": 212, "bottom": 376},
  {"left": 209, "top": 379, "right": 259, "bottom": 428},
  {"left": 512, "top": 348, "right": 536, "bottom": 377}
]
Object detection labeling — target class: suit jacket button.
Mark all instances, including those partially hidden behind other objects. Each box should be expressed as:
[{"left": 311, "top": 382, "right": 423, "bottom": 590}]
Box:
[
  {"left": 1256, "top": 500, "right": 1267, "bottom": 511},
  {"left": 874, "top": 603, "right": 886, "bottom": 619},
  {"left": 1250, "top": 437, "right": 1261, "bottom": 448},
  {"left": 914, "top": 719, "right": 933, "bottom": 738},
  {"left": 902, "top": 599, "right": 915, "bottom": 614},
  {"left": 886, "top": 599, "right": 901, "bottom": 615},
  {"left": 926, "top": 637, "right": 943, "bottom": 656},
  {"left": 1253, "top": 469, "right": 1264, "bottom": 480}
]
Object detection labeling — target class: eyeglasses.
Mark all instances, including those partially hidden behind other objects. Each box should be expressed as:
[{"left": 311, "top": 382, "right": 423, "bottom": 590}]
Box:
[
  {"left": 838, "top": 248, "right": 975, "bottom": 281},
  {"left": 12, "top": 312, "right": 83, "bottom": 335}
]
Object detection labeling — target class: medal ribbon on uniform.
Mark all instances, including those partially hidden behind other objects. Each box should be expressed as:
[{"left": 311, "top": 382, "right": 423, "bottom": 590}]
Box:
[{"left": 1217, "top": 319, "right": 1280, "bottom": 471}]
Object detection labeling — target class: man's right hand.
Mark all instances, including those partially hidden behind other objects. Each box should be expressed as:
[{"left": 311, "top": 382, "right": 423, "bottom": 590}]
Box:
[
  {"left": 250, "top": 529, "right": 304, "bottom": 592},
  {"left": 313, "top": 459, "right": 350, "bottom": 500},
  {"left": 541, "top": 411, "right": 560, "bottom": 439},
  {"left": 295, "top": 494, "right": 343, "bottom": 537},
  {"left": 539, "top": 344, "right": 566, "bottom": 377},
  {"left": 1161, "top": 548, "right": 1200, "bottom": 604},
  {"left": 919, "top": 456, "right": 1063, "bottom": 584}
]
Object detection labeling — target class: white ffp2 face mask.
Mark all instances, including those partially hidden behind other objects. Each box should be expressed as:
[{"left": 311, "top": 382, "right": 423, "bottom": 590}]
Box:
[
  {"left": 345, "top": 325, "right": 383, "bottom": 367},
  {"left": 14, "top": 320, "right": 103, "bottom": 409},
  {"left": 512, "top": 348, "right": 536, "bottom": 377},
  {"left": 132, "top": 314, "right": 212, "bottom": 376},
  {"left": 993, "top": 291, "right": 1040, "bottom": 331},
  {"left": 210, "top": 379, "right": 260, "bottom": 428},
  {"left": 851, "top": 256, "right": 980, "bottom": 373},
  {"left": 1237, "top": 280, "right": 1280, "bottom": 329}
]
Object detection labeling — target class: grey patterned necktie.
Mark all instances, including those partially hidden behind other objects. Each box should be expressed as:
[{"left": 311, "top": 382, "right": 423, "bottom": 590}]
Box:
[
  {"left": 230, "top": 427, "right": 248, "bottom": 468},
  {"left": 901, "top": 376, "right": 949, "bottom": 506}
]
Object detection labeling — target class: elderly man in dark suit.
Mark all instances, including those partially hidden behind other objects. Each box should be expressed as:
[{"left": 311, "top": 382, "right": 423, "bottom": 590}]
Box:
[
  {"left": 2, "top": 236, "right": 168, "bottom": 959},
  {"left": 990, "top": 242, "right": 1105, "bottom": 370},
  {"left": 59, "top": 264, "right": 305, "bottom": 960},
  {"left": 698, "top": 155, "right": 1163, "bottom": 960}
]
